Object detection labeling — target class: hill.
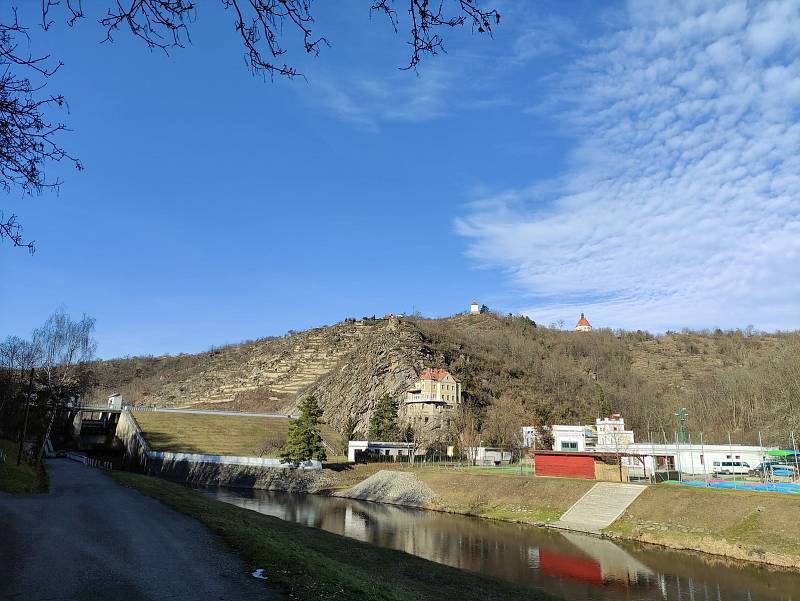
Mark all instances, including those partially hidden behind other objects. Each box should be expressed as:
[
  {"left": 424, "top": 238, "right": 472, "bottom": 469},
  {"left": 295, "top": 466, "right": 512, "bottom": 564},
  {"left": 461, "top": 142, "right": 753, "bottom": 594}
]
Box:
[{"left": 86, "top": 314, "right": 799, "bottom": 446}]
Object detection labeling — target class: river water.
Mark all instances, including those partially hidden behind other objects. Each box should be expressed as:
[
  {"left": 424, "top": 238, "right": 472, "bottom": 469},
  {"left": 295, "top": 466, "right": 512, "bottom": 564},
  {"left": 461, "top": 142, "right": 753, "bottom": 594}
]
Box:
[{"left": 201, "top": 487, "right": 800, "bottom": 601}]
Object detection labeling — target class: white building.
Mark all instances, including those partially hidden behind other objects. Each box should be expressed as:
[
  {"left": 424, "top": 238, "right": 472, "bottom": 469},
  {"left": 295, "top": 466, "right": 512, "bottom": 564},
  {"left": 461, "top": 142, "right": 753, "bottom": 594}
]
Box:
[
  {"left": 548, "top": 414, "right": 773, "bottom": 478},
  {"left": 521, "top": 426, "right": 537, "bottom": 448},
  {"left": 107, "top": 393, "right": 123, "bottom": 410},
  {"left": 470, "top": 300, "right": 480, "bottom": 314},
  {"left": 575, "top": 313, "right": 592, "bottom": 332},
  {"left": 604, "top": 443, "right": 770, "bottom": 478},
  {"left": 595, "top": 414, "right": 635, "bottom": 447},
  {"left": 454, "top": 447, "right": 511, "bottom": 465},
  {"left": 552, "top": 425, "right": 591, "bottom": 452},
  {"left": 347, "top": 440, "right": 417, "bottom": 463}
]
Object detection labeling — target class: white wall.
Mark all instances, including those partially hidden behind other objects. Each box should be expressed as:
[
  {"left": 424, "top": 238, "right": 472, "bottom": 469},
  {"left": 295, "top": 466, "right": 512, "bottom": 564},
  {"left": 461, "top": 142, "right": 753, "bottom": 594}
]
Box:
[
  {"left": 604, "top": 443, "right": 771, "bottom": 477},
  {"left": 552, "top": 425, "right": 587, "bottom": 452}
]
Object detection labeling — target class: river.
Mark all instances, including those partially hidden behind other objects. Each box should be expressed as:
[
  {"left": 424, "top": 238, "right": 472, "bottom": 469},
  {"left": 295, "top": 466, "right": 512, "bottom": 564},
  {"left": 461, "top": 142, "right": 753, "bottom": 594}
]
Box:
[{"left": 200, "top": 487, "right": 800, "bottom": 601}]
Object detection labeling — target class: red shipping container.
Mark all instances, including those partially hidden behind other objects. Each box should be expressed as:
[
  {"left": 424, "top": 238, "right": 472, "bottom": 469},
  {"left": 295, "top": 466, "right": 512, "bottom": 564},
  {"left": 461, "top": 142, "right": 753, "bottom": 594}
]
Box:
[{"left": 535, "top": 453, "right": 596, "bottom": 479}]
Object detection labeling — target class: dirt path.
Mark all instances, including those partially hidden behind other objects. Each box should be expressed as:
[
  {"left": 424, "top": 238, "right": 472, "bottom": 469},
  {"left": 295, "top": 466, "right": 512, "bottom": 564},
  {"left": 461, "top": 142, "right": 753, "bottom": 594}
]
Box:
[{"left": 0, "top": 459, "right": 280, "bottom": 600}]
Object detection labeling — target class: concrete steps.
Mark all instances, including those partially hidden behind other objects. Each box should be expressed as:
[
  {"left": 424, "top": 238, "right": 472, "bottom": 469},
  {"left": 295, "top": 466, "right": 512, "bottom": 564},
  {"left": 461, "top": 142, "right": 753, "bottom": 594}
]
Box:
[{"left": 554, "top": 482, "right": 646, "bottom": 534}]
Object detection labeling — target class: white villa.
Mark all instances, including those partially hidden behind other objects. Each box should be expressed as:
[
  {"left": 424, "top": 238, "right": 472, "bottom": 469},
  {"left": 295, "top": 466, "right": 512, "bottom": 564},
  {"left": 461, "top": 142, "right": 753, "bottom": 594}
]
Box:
[{"left": 404, "top": 368, "right": 461, "bottom": 427}]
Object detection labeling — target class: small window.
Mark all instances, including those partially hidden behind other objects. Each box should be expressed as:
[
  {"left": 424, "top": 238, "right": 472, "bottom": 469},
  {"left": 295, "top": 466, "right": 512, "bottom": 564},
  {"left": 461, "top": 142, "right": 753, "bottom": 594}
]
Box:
[{"left": 561, "top": 441, "right": 578, "bottom": 451}]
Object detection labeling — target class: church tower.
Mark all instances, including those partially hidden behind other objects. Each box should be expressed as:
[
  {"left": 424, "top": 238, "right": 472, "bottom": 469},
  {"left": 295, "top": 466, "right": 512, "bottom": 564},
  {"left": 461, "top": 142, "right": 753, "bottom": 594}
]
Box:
[{"left": 575, "top": 312, "right": 592, "bottom": 332}]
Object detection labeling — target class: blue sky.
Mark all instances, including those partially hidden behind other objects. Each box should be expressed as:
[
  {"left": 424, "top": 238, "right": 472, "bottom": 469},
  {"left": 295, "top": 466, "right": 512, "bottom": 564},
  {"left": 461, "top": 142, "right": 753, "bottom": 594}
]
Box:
[{"left": 1, "top": 1, "right": 798, "bottom": 358}]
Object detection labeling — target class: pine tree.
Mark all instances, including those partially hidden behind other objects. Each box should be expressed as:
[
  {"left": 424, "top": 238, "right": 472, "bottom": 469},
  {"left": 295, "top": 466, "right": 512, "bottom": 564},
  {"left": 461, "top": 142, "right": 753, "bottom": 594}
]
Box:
[
  {"left": 368, "top": 393, "right": 399, "bottom": 441},
  {"left": 281, "top": 395, "right": 327, "bottom": 462}
]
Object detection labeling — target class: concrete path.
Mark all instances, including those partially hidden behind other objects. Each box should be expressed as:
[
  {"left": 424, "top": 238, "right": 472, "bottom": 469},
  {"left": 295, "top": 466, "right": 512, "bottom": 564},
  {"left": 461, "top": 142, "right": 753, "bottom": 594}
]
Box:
[
  {"left": 0, "top": 459, "right": 280, "bottom": 600},
  {"left": 553, "top": 481, "right": 646, "bottom": 534}
]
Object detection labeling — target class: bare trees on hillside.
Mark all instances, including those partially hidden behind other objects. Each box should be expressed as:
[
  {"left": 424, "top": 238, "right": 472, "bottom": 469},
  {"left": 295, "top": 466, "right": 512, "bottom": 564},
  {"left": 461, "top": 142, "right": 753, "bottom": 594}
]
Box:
[{"left": 409, "top": 314, "right": 798, "bottom": 445}]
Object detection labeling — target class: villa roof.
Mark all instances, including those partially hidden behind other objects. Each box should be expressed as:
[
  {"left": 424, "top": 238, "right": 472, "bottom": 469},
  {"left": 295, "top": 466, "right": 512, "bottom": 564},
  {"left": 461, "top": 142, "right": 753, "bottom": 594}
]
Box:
[
  {"left": 417, "top": 367, "right": 458, "bottom": 382},
  {"left": 576, "top": 312, "right": 591, "bottom": 327}
]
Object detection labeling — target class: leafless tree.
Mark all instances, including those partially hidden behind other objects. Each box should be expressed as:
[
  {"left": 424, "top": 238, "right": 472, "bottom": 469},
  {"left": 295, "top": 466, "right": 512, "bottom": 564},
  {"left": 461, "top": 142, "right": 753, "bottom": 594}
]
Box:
[
  {"left": 452, "top": 405, "right": 480, "bottom": 465},
  {"left": 31, "top": 309, "right": 96, "bottom": 396},
  {"left": 483, "top": 392, "right": 525, "bottom": 458},
  {"left": 2, "top": 1, "right": 501, "bottom": 250}
]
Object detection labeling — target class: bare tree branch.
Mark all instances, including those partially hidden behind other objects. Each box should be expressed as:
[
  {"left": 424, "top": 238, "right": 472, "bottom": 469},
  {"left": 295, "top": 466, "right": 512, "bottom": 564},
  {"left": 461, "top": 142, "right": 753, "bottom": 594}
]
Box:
[{"left": 0, "top": 212, "right": 34, "bottom": 252}]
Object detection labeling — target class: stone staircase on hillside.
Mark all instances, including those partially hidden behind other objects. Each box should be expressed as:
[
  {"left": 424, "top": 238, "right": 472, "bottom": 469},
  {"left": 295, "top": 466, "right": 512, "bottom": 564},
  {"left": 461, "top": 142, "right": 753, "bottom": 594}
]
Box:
[
  {"left": 175, "top": 325, "right": 367, "bottom": 409},
  {"left": 554, "top": 482, "right": 646, "bottom": 534}
]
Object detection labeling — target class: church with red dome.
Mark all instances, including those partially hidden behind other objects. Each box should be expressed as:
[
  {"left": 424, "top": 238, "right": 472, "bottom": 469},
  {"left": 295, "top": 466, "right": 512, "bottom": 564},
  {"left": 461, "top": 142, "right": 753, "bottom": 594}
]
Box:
[{"left": 575, "top": 313, "right": 592, "bottom": 332}]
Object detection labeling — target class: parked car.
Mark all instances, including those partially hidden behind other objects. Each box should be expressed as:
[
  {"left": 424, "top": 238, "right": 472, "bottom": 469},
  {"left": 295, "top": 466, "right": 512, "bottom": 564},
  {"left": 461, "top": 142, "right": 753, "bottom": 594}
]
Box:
[
  {"left": 712, "top": 460, "right": 751, "bottom": 476},
  {"left": 749, "top": 462, "right": 798, "bottom": 477},
  {"left": 769, "top": 464, "right": 798, "bottom": 477}
]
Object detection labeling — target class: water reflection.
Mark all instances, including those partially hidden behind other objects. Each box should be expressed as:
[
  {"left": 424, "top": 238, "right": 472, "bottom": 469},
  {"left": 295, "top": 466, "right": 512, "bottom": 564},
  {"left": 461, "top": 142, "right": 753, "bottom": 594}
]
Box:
[{"left": 200, "top": 487, "right": 799, "bottom": 601}]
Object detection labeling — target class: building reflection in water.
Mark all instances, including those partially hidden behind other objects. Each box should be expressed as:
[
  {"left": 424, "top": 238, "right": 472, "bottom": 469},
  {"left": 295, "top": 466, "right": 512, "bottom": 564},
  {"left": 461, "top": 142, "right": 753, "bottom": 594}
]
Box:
[{"left": 201, "top": 487, "right": 800, "bottom": 601}]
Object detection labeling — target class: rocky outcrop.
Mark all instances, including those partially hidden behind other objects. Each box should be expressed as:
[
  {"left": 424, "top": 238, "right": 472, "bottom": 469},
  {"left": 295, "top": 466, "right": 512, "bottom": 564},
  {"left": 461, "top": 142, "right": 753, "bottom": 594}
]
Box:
[
  {"left": 90, "top": 319, "right": 444, "bottom": 436},
  {"left": 303, "top": 320, "right": 433, "bottom": 433}
]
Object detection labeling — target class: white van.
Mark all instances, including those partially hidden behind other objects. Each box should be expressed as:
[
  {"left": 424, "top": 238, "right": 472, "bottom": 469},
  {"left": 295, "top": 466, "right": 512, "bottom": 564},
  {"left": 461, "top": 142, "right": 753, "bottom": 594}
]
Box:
[{"left": 712, "top": 460, "right": 751, "bottom": 475}]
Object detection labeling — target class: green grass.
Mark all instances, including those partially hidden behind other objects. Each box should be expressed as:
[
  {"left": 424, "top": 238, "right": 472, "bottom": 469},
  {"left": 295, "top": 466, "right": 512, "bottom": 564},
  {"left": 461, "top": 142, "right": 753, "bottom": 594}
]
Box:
[
  {"left": 0, "top": 439, "right": 48, "bottom": 494},
  {"left": 133, "top": 412, "right": 342, "bottom": 457},
  {"left": 109, "top": 471, "right": 552, "bottom": 601}
]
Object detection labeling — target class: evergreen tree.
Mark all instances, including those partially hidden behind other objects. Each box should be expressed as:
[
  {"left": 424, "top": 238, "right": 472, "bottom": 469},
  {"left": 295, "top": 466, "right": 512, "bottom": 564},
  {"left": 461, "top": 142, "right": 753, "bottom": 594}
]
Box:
[
  {"left": 341, "top": 414, "right": 358, "bottom": 453},
  {"left": 281, "top": 395, "right": 327, "bottom": 463},
  {"left": 368, "top": 394, "right": 399, "bottom": 441}
]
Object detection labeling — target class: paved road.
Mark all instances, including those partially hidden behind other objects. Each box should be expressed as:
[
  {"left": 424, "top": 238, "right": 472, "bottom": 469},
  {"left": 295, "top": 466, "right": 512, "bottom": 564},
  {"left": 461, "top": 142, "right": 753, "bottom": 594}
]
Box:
[{"left": 0, "top": 460, "right": 281, "bottom": 600}]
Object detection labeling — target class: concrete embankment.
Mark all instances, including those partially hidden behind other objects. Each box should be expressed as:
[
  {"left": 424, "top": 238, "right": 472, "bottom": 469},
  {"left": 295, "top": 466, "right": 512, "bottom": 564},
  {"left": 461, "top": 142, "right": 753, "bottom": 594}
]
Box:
[
  {"left": 117, "top": 408, "right": 334, "bottom": 492},
  {"left": 148, "top": 457, "right": 336, "bottom": 492}
]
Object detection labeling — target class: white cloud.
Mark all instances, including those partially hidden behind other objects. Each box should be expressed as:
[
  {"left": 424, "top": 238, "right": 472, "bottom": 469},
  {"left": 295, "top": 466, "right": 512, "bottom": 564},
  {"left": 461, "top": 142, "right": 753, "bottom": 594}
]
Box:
[
  {"left": 457, "top": 0, "right": 800, "bottom": 332},
  {"left": 302, "top": 65, "right": 454, "bottom": 131},
  {"left": 511, "top": 15, "right": 577, "bottom": 63}
]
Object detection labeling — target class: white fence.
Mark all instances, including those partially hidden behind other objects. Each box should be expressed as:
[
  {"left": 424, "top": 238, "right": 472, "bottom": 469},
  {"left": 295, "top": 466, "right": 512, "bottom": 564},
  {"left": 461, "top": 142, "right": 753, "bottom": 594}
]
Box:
[{"left": 66, "top": 452, "right": 113, "bottom": 470}]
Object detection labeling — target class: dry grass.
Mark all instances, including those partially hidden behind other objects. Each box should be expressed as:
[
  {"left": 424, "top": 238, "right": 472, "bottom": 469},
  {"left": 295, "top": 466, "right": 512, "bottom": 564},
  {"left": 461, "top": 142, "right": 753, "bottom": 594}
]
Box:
[
  {"left": 133, "top": 412, "right": 341, "bottom": 457},
  {"left": 607, "top": 484, "right": 800, "bottom": 567},
  {"left": 326, "top": 464, "right": 593, "bottom": 524},
  {"left": 418, "top": 470, "right": 594, "bottom": 523}
]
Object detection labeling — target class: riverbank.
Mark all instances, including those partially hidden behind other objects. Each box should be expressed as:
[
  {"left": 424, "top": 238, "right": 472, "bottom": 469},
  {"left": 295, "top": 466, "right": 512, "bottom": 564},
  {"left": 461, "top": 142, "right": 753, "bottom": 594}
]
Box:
[
  {"left": 108, "top": 471, "right": 553, "bottom": 601},
  {"left": 0, "top": 439, "right": 48, "bottom": 494},
  {"left": 324, "top": 464, "right": 800, "bottom": 570},
  {"left": 604, "top": 484, "right": 800, "bottom": 569}
]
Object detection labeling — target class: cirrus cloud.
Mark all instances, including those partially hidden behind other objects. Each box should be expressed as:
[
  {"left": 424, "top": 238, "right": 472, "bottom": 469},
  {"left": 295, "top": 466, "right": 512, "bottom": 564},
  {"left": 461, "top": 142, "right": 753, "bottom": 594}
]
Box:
[{"left": 457, "top": 0, "right": 800, "bottom": 332}]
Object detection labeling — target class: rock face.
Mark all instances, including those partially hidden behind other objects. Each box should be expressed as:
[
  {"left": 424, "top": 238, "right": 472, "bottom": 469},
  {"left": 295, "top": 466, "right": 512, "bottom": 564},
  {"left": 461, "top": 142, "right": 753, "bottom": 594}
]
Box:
[{"left": 91, "top": 319, "right": 442, "bottom": 436}]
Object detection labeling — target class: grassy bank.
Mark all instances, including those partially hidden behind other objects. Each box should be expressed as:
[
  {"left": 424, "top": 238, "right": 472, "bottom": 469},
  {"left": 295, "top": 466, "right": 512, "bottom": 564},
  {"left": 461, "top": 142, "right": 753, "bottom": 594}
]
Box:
[
  {"left": 0, "top": 439, "right": 48, "bottom": 494},
  {"left": 109, "top": 471, "right": 552, "bottom": 601},
  {"left": 606, "top": 484, "right": 800, "bottom": 569},
  {"left": 327, "top": 463, "right": 594, "bottom": 523},
  {"left": 132, "top": 411, "right": 341, "bottom": 457}
]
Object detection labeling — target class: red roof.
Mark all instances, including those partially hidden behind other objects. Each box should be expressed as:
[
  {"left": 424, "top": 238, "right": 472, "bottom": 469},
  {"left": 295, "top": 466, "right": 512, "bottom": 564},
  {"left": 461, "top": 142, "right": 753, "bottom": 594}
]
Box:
[
  {"left": 471, "top": 300, "right": 478, "bottom": 305},
  {"left": 576, "top": 312, "right": 591, "bottom": 327},
  {"left": 418, "top": 368, "right": 457, "bottom": 382}
]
